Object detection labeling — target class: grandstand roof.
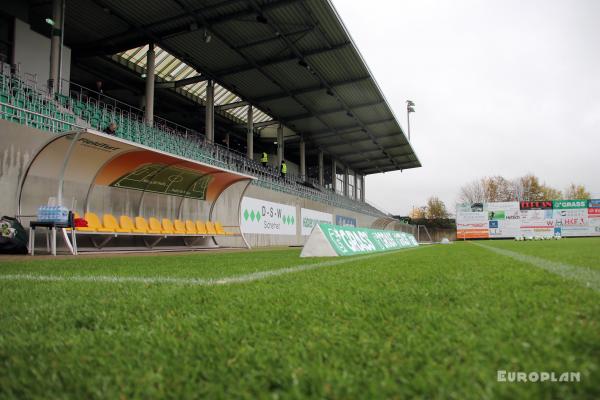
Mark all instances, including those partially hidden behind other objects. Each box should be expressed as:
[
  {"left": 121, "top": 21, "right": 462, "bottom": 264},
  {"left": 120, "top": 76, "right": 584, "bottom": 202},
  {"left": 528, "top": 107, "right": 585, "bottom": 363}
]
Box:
[{"left": 32, "top": 0, "right": 421, "bottom": 175}]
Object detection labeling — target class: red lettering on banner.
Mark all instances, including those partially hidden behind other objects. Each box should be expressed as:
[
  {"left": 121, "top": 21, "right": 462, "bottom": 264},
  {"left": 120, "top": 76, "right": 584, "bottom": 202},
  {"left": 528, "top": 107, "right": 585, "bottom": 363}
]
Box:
[{"left": 520, "top": 201, "right": 552, "bottom": 210}]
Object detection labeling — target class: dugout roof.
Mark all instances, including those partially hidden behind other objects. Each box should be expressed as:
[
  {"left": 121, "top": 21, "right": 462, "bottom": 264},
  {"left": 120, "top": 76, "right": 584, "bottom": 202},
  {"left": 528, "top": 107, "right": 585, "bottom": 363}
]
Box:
[{"left": 30, "top": 0, "right": 421, "bottom": 175}]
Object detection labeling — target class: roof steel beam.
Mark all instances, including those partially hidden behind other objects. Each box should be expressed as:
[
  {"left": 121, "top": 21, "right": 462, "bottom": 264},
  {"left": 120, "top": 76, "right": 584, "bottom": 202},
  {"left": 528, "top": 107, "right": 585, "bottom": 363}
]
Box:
[
  {"left": 214, "top": 100, "right": 249, "bottom": 111},
  {"left": 73, "top": 0, "right": 307, "bottom": 57},
  {"left": 283, "top": 100, "right": 384, "bottom": 122},
  {"left": 306, "top": 133, "right": 401, "bottom": 151},
  {"left": 177, "top": 2, "right": 383, "bottom": 173},
  {"left": 310, "top": 118, "right": 396, "bottom": 138},
  {"left": 155, "top": 74, "right": 207, "bottom": 89},
  {"left": 248, "top": 0, "right": 400, "bottom": 169},
  {"left": 332, "top": 145, "right": 412, "bottom": 157},
  {"left": 233, "top": 26, "right": 315, "bottom": 50},
  {"left": 252, "top": 120, "right": 279, "bottom": 128},
  {"left": 254, "top": 76, "right": 370, "bottom": 103},
  {"left": 214, "top": 42, "right": 350, "bottom": 77},
  {"left": 349, "top": 153, "right": 415, "bottom": 163},
  {"left": 362, "top": 159, "right": 418, "bottom": 169}
]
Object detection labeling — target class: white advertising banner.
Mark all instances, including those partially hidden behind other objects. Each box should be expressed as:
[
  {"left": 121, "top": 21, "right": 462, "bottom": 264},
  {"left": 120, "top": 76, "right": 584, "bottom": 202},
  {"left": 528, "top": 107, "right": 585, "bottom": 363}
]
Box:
[
  {"left": 456, "top": 211, "right": 489, "bottom": 239},
  {"left": 241, "top": 197, "right": 297, "bottom": 235},
  {"left": 300, "top": 208, "right": 333, "bottom": 236},
  {"left": 553, "top": 208, "right": 590, "bottom": 237},
  {"left": 456, "top": 200, "right": 600, "bottom": 239},
  {"left": 520, "top": 209, "right": 555, "bottom": 236},
  {"left": 487, "top": 202, "right": 521, "bottom": 238},
  {"left": 588, "top": 208, "right": 600, "bottom": 236}
]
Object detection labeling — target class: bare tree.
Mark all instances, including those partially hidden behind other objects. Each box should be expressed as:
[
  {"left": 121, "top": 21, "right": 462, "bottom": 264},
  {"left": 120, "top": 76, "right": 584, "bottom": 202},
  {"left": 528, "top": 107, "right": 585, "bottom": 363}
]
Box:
[
  {"left": 409, "top": 206, "right": 427, "bottom": 219},
  {"left": 460, "top": 174, "right": 568, "bottom": 203},
  {"left": 539, "top": 184, "right": 562, "bottom": 200},
  {"left": 564, "top": 184, "right": 591, "bottom": 199},
  {"left": 426, "top": 197, "right": 450, "bottom": 219},
  {"left": 458, "top": 179, "right": 486, "bottom": 204},
  {"left": 483, "top": 176, "right": 516, "bottom": 202},
  {"left": 514, "top": 174, "right": 545, "bottom": 201}
]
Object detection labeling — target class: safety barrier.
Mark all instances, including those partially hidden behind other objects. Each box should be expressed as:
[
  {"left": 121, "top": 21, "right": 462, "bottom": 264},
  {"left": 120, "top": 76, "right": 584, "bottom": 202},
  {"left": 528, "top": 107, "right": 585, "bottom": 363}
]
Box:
[{"left": 0, "top": 68, "right": 387, "bottom": 218}]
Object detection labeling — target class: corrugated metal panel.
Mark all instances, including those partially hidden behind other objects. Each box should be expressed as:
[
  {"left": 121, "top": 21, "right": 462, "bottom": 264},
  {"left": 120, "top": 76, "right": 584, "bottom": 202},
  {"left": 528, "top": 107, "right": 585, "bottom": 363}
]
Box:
[
  {"left": 58, "top": 0, "right": 420, "bottom": 172},
  {"left": 104, "top": 0, "right": 182, "bottom": 28},
  {"left": 226, "top": 70, "right": 282, "bottom": 97},
  {"left": 116, "top": 44, "right": 272, "bottom": 124},
  {"left": 262, "top": 61, "right": 318, "bottom": 91}
]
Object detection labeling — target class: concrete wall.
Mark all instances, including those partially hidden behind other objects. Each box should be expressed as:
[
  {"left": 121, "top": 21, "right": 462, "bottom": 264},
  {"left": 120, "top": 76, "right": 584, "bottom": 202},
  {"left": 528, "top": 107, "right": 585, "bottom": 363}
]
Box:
[
  {"left": 211, "top": 183, "right": 385, "bottom": 248},
  {"left": 0, "top": 119, "right": 48, "bottom": 218},
  {"left": 0, "top": 120, "right": 401, "bottom": 250},
  {"left": 13, "top": 18, "right": 71, "bottom": 87}
]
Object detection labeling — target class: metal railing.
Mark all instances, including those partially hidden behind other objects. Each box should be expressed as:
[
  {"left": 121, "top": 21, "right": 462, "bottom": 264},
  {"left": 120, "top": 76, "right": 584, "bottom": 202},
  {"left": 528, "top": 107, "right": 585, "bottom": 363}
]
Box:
[
  {"left": 0, "top": 67, "right": 389, "bottom": 218},
  {"left": 0, "top": 102, "right": 85, "bottom": 132}
]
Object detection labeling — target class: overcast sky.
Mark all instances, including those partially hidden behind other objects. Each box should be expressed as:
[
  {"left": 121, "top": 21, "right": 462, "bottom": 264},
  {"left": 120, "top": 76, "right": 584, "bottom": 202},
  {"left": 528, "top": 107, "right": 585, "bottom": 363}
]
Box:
[{"left": 332, "top": 0, "right": 600, "bottom": 215}]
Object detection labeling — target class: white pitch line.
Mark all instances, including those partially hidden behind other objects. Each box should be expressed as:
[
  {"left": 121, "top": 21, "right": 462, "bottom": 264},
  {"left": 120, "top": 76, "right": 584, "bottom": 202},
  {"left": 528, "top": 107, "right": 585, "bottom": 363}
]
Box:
[
  {"left": 0, "top": 247, "right": 423, "bottom": 287},
  {"left": 473, "top": 242, "right": 600, "bottom": 292}
]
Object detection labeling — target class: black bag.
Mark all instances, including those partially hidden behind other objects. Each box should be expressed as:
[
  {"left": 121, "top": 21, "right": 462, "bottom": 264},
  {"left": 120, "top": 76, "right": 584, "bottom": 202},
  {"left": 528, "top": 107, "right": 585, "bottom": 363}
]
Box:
[{"left": 0, "top": 216, "right": 28, "bottom": 254}]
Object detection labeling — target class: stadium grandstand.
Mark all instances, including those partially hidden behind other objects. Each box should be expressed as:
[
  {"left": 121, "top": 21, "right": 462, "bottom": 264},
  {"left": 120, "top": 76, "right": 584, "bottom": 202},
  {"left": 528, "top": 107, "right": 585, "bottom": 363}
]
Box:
[{"left": 0, "top": 0, "right": 420, "bottom": 252}]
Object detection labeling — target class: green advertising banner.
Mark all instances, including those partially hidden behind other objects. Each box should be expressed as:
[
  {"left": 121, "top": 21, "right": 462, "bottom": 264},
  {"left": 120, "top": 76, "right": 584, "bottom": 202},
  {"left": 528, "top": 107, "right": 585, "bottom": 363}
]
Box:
[
  {"left": 552, "top": 200, "right": 588, "bottom": 209},
  {"left": 301, "top": 223, "right": 418, "bottom": 257}
]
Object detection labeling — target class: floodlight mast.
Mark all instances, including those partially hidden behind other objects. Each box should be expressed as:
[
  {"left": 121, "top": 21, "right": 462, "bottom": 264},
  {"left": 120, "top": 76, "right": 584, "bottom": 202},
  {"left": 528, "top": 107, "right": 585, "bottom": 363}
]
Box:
[{"left": 406, "top": 100, "right": 415, "bottom": 141}]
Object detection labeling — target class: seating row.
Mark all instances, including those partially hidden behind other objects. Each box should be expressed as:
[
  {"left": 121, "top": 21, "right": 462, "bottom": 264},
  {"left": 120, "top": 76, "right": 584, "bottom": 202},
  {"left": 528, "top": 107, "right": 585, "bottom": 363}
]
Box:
[{"left": 74, "top": 213, "right": 237, "bottom": 236}]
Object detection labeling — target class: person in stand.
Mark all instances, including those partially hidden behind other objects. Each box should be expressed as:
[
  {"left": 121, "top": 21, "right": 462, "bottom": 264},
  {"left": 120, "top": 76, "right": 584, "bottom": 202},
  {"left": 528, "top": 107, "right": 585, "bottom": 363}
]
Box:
[
  {"left": 103, "top": 122, "right": 117, "bottom": 135},
  {"left": 261, "top": 151, "right": 269, "bottom": 167},
  {"left": 280, "top": 160, "right": 287, "bottom": 179}
]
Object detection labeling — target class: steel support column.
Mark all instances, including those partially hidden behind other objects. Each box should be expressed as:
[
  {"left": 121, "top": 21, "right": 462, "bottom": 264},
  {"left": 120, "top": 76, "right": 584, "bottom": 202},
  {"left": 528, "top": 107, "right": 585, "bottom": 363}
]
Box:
[
  {"left": 277, "top": 123, "right": 284, "bottom": 165},
  {"left": 361, "top": 175, "right": 365, "bottom": 201},
  {"left": 246, "top": 106, "right": 253, "bottom": 159},
  {"left": 353, "top": 173, "right": 358, "bottom": 200},
  {"left": 299, "top": 139, "right": 306, "bottom": 180},
  {"left": 343, "top": 166, "right": 349, "bottom": 197},
  {"left": 205, "top": 80, "right": 215, "bottom": 143},
  {"left": 144, "top": 43, "right": 156, "bottom": 125},
  {"left": 318, "top": 150, "right": 324, "bottom": 186},
  {"left": 331, "top": 159, "right": 337, "bottom": 193},
  {"left": 48, "top": 0, "right": 65, "bottom": 93}
]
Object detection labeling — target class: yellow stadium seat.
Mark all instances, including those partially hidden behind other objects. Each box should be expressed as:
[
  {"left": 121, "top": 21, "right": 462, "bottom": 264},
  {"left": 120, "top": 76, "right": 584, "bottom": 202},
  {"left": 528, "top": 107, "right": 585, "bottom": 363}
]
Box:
[
  {"left": 205, "top": 221, "right": 218, "bottom": 235},
  {"left": 148, "top": 217, "right": 165, "bottom": 234},
  {"left": 78, "top": 212, "right": 112, "bottom": 232},
  {"left": 215, "top": 221, "right": 234, "bottom": 235},
  {"left": 161, "top": 218, "right": 175, "bottom": 234},
  {"left": 138, "top": 217, "right": 161, "bottom": 234},
  {"left": 104, "top": 214, "right": 130, "bottom": 233},
  {"left": 185, "top": 220, "right": 197, "bottom": 234},
  {"left": 173, "top": 219, "right": 187, "bottom": 234},
  {"left": 73, "top": 211, "right": 91, "bottom": 232},
  {"left": 195, "top": 220, "right": 207, "bottom": 235},
  {"left": 120, "top": 216, "right": 146, "bottom": 233}
]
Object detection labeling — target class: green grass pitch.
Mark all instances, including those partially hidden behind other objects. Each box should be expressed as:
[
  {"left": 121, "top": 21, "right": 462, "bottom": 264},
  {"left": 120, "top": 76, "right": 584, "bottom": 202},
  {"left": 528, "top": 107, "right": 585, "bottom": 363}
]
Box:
[{"left": 1, "top": 238, "right": 599, "bottom": 399}]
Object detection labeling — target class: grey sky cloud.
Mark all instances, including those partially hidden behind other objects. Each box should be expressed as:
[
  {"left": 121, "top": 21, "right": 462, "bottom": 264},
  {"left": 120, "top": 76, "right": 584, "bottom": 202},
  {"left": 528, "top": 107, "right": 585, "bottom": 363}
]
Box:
[{"left": 332, "top": 0, "right": 600, "bottom": 215}]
